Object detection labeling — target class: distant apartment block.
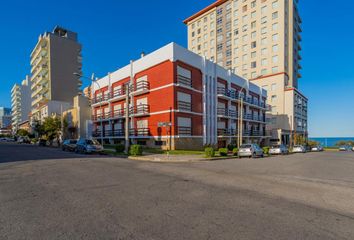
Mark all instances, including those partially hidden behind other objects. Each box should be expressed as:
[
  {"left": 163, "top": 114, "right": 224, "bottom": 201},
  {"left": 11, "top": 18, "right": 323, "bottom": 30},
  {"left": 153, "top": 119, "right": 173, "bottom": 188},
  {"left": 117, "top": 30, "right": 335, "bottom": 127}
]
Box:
[
  {"left": 91, "top": 43, "right": 268, "bottom": 150},
  {"left": 83, "top": 86, "right": 92, "bottom": 105},
  {"left": 0, "top": 107, "right": 12, "bottom": 129},
  {"left": 11, "top": 76, "right": 31, "bottom": 132},
  {"left": 184, "top": 0, "right": 307, "bottom": 145},
  {"left": 30, "top": 26, "right": 82, "bottom": 122}
]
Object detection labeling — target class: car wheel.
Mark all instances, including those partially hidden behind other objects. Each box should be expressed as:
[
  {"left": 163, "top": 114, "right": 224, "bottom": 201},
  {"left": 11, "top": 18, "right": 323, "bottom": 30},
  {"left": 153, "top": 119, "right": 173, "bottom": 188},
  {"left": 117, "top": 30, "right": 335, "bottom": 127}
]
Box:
[{"left": 252, "top": 152, "right": 256, "bottom": 158}]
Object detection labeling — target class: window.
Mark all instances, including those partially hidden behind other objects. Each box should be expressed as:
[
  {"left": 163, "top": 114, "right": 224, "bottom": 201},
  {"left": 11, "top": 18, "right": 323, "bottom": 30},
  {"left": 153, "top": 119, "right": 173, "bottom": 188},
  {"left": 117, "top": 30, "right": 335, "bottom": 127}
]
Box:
[
  {"left": 243, "top": 5, "right": 247, "bottom": 12},
  {"left": 272, "top": 44, "right": 279, "bottom": 52},
  {"left": 242, "top": 15, "right": 248, "bottom": 23},
  {"left": 261, "top": 6, "right": 267, "bottom": 15},
  {"left": 234, "top": 10, "right": 239, "bottom": 17},
  {"left": 242, "top": 24, "right": 248, "bottom": 32},
  {"left": 210, "top": 22, "right": 215, "bottom": 28},
  {"left": 261, "top": 16, "right": 267, "bottom": 24},
  {"left": 261, "top": 37, "right": 268, "bottom": 45},
  {"left": 251, "top": 1, "right": 256, "bottom": 8},
  {"left": 272, "top": 23, "right": 278, "bottom": 31},
  {"left": 251, "top": 61, "right": 257, "bottom": 68},
  {"left": 272, "top": 66, "right": 278, "bottom": 73},
  {"left": 271, "top": 106, "right": 277, "bottom": 113},
  {"left": 272, "top": 12, "right": 278, "bottom": 19},
  {"left": 271, "top": 83, "right": 277, "bottom": 91},
  {"left": 251, "top": 41, "right": 257, "bottom": 48},
  {"left": 251, "top": 72, "right": 257, "bottom": 78},
  {"left": 177, "top": 92, "right": 192, "bottom": 111},
  {"left": 251, "top": 11, "right": 256, "bottom": 19},
  {"left": 272, "top": 33, "right": 279, "bottom": 42},
  {"left": 217, "top": 17, "right": 223, "bottom": 25},
  {"left": 251, "top": 51, "right": 256, "bottom": 58},
  {"left": 242, "top": 34, "right": 248, "bottom": 42},
  {"left": 272, "top": 0, "right": 278, "bottom": 9},
  {"left": 261, "top": 69, "right": 267, "bottom": 75},
  {"left": 251, "top": 31, "right": 256, "bottom": 39},
  {"left": 242, "top": 44, "right": 248, "bottom": 52},
  {"left": 261, "top": 58, "right": 267, "bottom": 66},
  {"left": 251, "top": 21, "right": 256, "bottom": 29},
  {"left": 261, "top": 27, "right": 267, "bottom": 34},
  {"left": 177, "top": 66, "right": 192, "bottom": 86},
  {"left": 271, "top": 95, "right": 277, "bottom": 103},
  {"left": 217, "top": 8, "right": 223, "bottom": 15},
  {"left": 272, "top": 55, "right": 279, "bottom": 63},
  {"left": 178, "top": 117, "right": 192, "bottom": 136},
  {"left": 261, "top": 48, "right": 268, "bottom": 55},
  {"left": 242, "top": 54, "right": 248, "bottom": 61}
]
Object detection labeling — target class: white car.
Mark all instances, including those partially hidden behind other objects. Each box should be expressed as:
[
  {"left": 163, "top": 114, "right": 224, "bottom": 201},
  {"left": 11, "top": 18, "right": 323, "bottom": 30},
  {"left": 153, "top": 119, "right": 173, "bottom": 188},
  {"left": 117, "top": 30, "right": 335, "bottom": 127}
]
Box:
[
  {"left": 238, "top": 144, "right": 264, "bottom": 158},
  {"left": 311, "top": 146, "right": 324, "bottom": 152},
  {"left": 269, "top": 144, "right": 289, "bottom": 155},
  {"left": 292, "top": 145, "right": 307, "bottom": 153}
]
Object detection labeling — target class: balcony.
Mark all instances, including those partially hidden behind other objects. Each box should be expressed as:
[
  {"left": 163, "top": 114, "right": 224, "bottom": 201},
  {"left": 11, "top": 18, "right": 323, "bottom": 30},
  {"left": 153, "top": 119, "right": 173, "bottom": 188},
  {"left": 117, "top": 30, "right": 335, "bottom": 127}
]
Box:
[
  {"left": 111, "top": 109, "right": 125, "bottom": 119},
  {"left": 217, "top": 108, "right": 228, "bottom": 117},
  {"left": 217, "top": 129, "right": 237, "bottom": 136},
  {"left": 111, "top": 88, "right": 126, "bottom": 100},
  {"left": 92, "top": 112, "right": 111, "bottom": 121},
  {"left": 93, "top": 129, "right": 124, "bottom": 138},
  {"left": 178, "top": 126, "right": 192, "bottom": 136},
  {"left": 177, "top": 75, "right": 192, "bottom": 88},
  {"left": 130, "top": 80, "right": 150, "bottom": 96},
  {"left": 178, "top": 101, "right": 192, "bottom": 112},
  {"left": 92, "top": 93, "right": 111, "bottom": 105},
  {"left": 130, "top": 104, "right": 150, "bottom": 116},
  {"left": 130, "top": 128, "right": 150, "bottom": 137}
]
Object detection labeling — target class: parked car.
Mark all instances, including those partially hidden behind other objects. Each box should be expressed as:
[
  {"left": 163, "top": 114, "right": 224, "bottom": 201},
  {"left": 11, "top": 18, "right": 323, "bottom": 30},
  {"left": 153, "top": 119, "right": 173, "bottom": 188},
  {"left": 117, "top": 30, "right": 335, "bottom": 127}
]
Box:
[
  {"left": 339, "top": 146, "right": 351, "bottom": 151},
  {"left": 62, "top": 139, "right": 78, "bottom": 152},
  {"left": 292, "top": 145, "right": 307, "bottom": 153},
  {"left": 311, "top": 145, "right": 324, "bottom": 152},
  {"left": 17, "top": 136, "right": 30, "bottom": 144},
  {"left": 352, "top": 146, "right": 354, "bottom": 152},
  {"left": 269, "top": 144, "right": 289, "bottom": 155},
  {"left": 38, "top": 139, "right": 47, "bottom": 147},
  {"left": 238, "top": 144, "right": 264, "bottom": 158},
  {"left": 76, "top": 138, "right": 104, "bottom": 154}
]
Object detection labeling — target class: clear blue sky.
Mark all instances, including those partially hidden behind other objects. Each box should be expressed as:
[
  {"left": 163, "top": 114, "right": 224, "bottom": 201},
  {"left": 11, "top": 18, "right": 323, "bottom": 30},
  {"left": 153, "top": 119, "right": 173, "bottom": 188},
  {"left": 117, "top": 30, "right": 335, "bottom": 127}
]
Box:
[{"left": 0, "top": 0, "right": 353, "bottom": 137}]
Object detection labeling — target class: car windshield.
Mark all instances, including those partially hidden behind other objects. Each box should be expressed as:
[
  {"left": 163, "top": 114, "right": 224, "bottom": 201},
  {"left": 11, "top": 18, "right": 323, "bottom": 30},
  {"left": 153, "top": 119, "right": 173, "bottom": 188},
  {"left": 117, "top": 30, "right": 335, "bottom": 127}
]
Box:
[
  {"left": 70, "top": 140, "right": 77, "bottom": 144},
  {"left": 240, "top": 144, "right": 252, "bottom": 148},
  {"left": 86, "top": 139, "right": 100, "bottom": 145},
  {"left": 272, "top": 145, "right": 281, "bottom": 148}
]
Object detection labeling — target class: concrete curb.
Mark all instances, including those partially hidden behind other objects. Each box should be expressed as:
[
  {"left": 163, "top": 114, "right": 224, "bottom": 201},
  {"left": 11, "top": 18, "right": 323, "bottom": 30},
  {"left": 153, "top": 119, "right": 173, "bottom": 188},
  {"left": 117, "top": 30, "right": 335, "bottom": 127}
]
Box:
[{"left": 128, "top": 155, "right": 238, "bottom": 163}]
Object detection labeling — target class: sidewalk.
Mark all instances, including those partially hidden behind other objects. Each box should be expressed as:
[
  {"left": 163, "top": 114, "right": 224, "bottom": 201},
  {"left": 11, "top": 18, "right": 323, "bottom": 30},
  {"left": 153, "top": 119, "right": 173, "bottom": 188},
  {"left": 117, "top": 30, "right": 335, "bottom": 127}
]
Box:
[{"left": 128, "top": 153, "right": 236, "bottom": 163}]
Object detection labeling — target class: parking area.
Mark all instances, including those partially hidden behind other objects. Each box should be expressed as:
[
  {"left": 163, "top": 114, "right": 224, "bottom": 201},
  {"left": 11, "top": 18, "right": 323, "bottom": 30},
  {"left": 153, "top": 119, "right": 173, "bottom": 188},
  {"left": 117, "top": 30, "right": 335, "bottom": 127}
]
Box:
[{"left": 1, "top": 143, "right": 354, "bottom": 239}]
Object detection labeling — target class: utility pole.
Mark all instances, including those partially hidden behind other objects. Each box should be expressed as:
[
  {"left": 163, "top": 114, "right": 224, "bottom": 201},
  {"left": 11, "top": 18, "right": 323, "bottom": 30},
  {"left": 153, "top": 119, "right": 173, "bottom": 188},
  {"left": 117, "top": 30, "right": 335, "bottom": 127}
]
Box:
[{"left": 124, "top": 83, "right": 130, "bottom": 154}]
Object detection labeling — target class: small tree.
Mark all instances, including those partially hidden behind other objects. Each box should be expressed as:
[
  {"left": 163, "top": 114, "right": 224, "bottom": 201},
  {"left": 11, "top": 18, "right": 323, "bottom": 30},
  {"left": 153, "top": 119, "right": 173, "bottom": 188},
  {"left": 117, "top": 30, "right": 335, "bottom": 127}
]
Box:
[
  {"left": 43, "top": 117, "right": 62, "bottom": 145},
  {"left": 307, "top": 140, "right": 319, "bottom": 148},
  {"left": 16, "top": 129, "right": 30, "bottom": 137}
]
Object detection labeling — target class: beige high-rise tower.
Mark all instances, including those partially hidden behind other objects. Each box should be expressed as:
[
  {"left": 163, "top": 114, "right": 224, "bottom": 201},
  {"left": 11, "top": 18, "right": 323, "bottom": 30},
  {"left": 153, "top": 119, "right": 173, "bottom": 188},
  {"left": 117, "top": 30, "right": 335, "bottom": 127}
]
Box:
[
  {"left": 30, "top": 26, "right": 82, "bottom": 122},
  {"left": 184, "top": 0, "right": 308, "bottom": 145}
]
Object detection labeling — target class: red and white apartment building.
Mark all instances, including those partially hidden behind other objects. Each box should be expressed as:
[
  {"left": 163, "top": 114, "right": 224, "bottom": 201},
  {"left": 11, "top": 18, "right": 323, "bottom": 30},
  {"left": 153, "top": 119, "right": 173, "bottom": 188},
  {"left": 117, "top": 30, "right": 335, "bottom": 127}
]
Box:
[{"left": 91, "top": 43, "right": 268, "bottom": 150}]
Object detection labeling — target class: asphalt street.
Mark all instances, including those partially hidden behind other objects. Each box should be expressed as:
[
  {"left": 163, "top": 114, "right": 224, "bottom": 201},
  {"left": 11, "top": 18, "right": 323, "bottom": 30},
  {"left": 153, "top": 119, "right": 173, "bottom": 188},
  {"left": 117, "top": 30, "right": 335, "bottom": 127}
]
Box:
[{"left": 1, "top": 143, "right": 354, "bottom": 240}]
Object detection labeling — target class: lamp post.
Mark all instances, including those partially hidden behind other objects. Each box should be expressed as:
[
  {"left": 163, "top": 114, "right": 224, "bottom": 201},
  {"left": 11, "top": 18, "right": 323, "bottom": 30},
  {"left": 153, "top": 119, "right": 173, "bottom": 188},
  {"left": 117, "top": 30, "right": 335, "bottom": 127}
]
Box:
[
  {"left": 237, "top": 80, "right": 249, "bottom": 148},
  {"left": 73, "top": 72, "right": 104, "bottom": 146}
]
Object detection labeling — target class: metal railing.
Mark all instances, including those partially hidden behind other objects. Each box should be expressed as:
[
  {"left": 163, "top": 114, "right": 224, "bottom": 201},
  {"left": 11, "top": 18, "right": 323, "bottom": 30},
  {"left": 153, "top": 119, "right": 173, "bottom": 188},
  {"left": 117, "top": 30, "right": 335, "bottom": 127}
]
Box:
[
  {"left": 178, "top": 101, "right": 192, "bottom": 111},
  {"left": 130, "top": 104, "right": 150, "bottom": 116},
  {"left": 178, "top": 126, "right": 192, "bottom": 135},
  {"left": 130, "top": 80, "right": 150, "bottom": 92},
  {"left": 93, "top": 129, "right": 124, "bottom": 137},
  {"left": 92, "top": 93, "right": 111, "bottom": 104},
  {"left": 177, "top": 75, "right": 192, "bottom": 87},
  {"left": 112, "top": 88, "right": 126, "bottom": 98},
  {"left": 130, "top": 128, "right": 150, "bottom": 136}
]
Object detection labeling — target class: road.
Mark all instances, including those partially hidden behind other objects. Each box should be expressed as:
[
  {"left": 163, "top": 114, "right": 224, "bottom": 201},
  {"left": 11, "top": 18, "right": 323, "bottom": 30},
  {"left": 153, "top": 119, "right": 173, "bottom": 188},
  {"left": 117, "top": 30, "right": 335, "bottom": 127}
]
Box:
[{"left": 1, "top": 143, "right": 354, "bottom": 240}]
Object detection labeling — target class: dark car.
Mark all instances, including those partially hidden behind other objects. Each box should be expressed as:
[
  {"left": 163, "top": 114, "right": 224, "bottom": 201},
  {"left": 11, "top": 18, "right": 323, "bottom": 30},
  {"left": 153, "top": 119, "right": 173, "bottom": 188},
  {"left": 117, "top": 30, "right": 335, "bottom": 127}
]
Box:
[
  {"left": 76, "top": 138, "right": 104, "bottom": 154},
  {"left": 62, "top": 139, "right": 78, "bottom": 152},
  {"left": 38, "top": 139, "right": 47, "bottom": 147}
]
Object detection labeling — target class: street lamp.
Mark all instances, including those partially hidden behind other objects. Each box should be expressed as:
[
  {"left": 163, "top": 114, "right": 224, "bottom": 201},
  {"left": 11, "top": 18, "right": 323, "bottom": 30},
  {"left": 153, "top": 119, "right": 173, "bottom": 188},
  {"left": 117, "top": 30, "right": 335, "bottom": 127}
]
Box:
[
  {"left": 237, "top": 80, "right": 249, "bottom": 148},
  {"left": 73, "top": 72, "right": 104, "bottom": 146}
]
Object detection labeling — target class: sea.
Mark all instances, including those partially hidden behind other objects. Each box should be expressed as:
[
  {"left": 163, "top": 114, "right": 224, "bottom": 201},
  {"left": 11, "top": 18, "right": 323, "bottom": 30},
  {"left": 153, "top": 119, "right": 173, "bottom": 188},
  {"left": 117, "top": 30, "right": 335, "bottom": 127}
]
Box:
[{"left": 309, "top": 137, "right": 354, "bottom": 147}]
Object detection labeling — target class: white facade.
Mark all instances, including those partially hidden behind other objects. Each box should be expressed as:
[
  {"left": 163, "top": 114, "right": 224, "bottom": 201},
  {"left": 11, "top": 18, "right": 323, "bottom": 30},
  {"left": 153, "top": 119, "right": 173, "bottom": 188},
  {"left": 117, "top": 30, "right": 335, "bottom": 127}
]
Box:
[{"left": 11, "top": 76, "right": 32, "bottom": 131}]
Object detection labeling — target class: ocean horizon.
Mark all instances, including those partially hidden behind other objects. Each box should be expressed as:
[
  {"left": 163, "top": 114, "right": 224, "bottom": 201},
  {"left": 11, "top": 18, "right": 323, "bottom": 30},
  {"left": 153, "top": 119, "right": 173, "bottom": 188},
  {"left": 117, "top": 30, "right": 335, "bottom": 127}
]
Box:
[{"left": 309, "top": 137, "right": 354, "bottom": 147}]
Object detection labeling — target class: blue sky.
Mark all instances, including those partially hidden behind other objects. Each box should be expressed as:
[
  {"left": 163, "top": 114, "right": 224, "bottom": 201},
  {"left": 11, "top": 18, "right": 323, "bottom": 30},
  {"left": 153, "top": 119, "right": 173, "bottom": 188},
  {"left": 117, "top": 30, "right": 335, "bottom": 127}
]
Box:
[{"left": 0, "top": 0, "right": 353, "bottom": 137}]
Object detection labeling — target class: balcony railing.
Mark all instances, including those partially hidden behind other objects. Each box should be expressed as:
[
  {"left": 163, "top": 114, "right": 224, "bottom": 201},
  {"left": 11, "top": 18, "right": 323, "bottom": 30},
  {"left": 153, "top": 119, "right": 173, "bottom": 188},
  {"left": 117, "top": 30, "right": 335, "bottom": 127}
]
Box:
[
  {"left": 178, "top": 126, "right": 192, "bottom": 136},
  {"left": 92, "top": 93, "right": 110, "bottom": 104},
  {"left": 112, "top": 109, "right": 125, "bottom": 118},
  {"left": 130, "top": 104, "right": 150, "bottom": 116},
  {"left": 217, "top": 108, "right": 228, "bottom": 117},
  {"left": 178, "top": 101, "right": 192, "bottom": 111},
  {"left": 217, "top": 129, "right": 237, "bottom": 136},
  {"left": 130, "top": 128, "right": 150, "bottom": 137},
  {"left": 92, "top": 112, "right": 111, "bottom": 121},
  {"left": 177, "top": 75, "right": 192, "bottom": 88},
  {"left": 93, "top": 130, "right": 124, "bottom": 138},
  {"left": 112, "top": 88, "right": 126, "bottom": 99},
  {"left": 130, "top": 80, "right": 150, "bottom": 93}
]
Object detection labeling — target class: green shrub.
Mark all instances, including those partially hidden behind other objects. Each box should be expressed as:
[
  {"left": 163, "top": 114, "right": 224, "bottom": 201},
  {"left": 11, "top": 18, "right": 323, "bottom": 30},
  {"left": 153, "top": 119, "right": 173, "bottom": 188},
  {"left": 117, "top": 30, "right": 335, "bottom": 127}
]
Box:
[
  {"left": 130, "top": 144, "right": 143, "bottom": 156},
  {"left": 219, "top": 148, "right": 228, "bottom": 156},
  {"left": 263, "top": 147, "right": 270, "bottom": 155},
  {"left": 205, "top": 147, "right": 215, "bottom": 158},
  {"left": 115, "top": 144, "right": 125, "bottom": 153},
  {"left": 227, "top": 144, "right": 236, "bottom": 151},
  {"left": 232, "top": 148, "right": 239, "bottom": 156}
]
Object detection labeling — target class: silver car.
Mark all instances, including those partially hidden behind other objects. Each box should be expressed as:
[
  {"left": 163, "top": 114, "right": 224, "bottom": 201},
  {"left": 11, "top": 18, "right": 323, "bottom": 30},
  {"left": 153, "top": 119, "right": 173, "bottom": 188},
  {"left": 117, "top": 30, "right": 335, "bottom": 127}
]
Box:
[
  {"left": 292, "top": 145, "right": 307, "bottom": 153},
  {"left": 76, "top": 138, "right": 104, "bottom": 154},
  {"left": 238, "top": 144, "right": 264, "bottom": 158},
  {"left": 269, "top": 144, "right": 289, "bottom": 155}
]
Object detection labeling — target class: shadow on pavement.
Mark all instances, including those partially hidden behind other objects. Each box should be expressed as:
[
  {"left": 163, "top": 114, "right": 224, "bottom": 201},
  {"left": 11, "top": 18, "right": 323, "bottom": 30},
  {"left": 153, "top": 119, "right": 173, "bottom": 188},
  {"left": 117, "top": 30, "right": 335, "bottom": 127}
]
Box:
[{"left": 0, "top": 143, "right": 112, "bottom": 164}]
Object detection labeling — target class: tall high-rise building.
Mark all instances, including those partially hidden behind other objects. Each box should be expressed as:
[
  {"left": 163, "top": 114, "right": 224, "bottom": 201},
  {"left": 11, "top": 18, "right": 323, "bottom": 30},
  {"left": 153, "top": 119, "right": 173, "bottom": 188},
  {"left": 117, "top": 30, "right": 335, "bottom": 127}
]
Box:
[
  {"left": 0, "top": 107, "right": 12, "bottom": 129},
  {"left": 184, "top": 0, "right": 308, "bottom": 145},
  {"left": 30, "top": 26, "right": 82, "bottom": 122},
  {"left": 11, "top": 75, "right": 32, "bottom": 131}
]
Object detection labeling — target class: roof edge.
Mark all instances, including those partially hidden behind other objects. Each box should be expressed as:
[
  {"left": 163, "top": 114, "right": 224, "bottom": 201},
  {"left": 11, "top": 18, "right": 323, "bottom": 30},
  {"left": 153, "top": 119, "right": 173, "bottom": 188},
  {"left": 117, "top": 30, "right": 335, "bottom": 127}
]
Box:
[{"left": 183, "top": 0, "right": 228, "bottom": 24}]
